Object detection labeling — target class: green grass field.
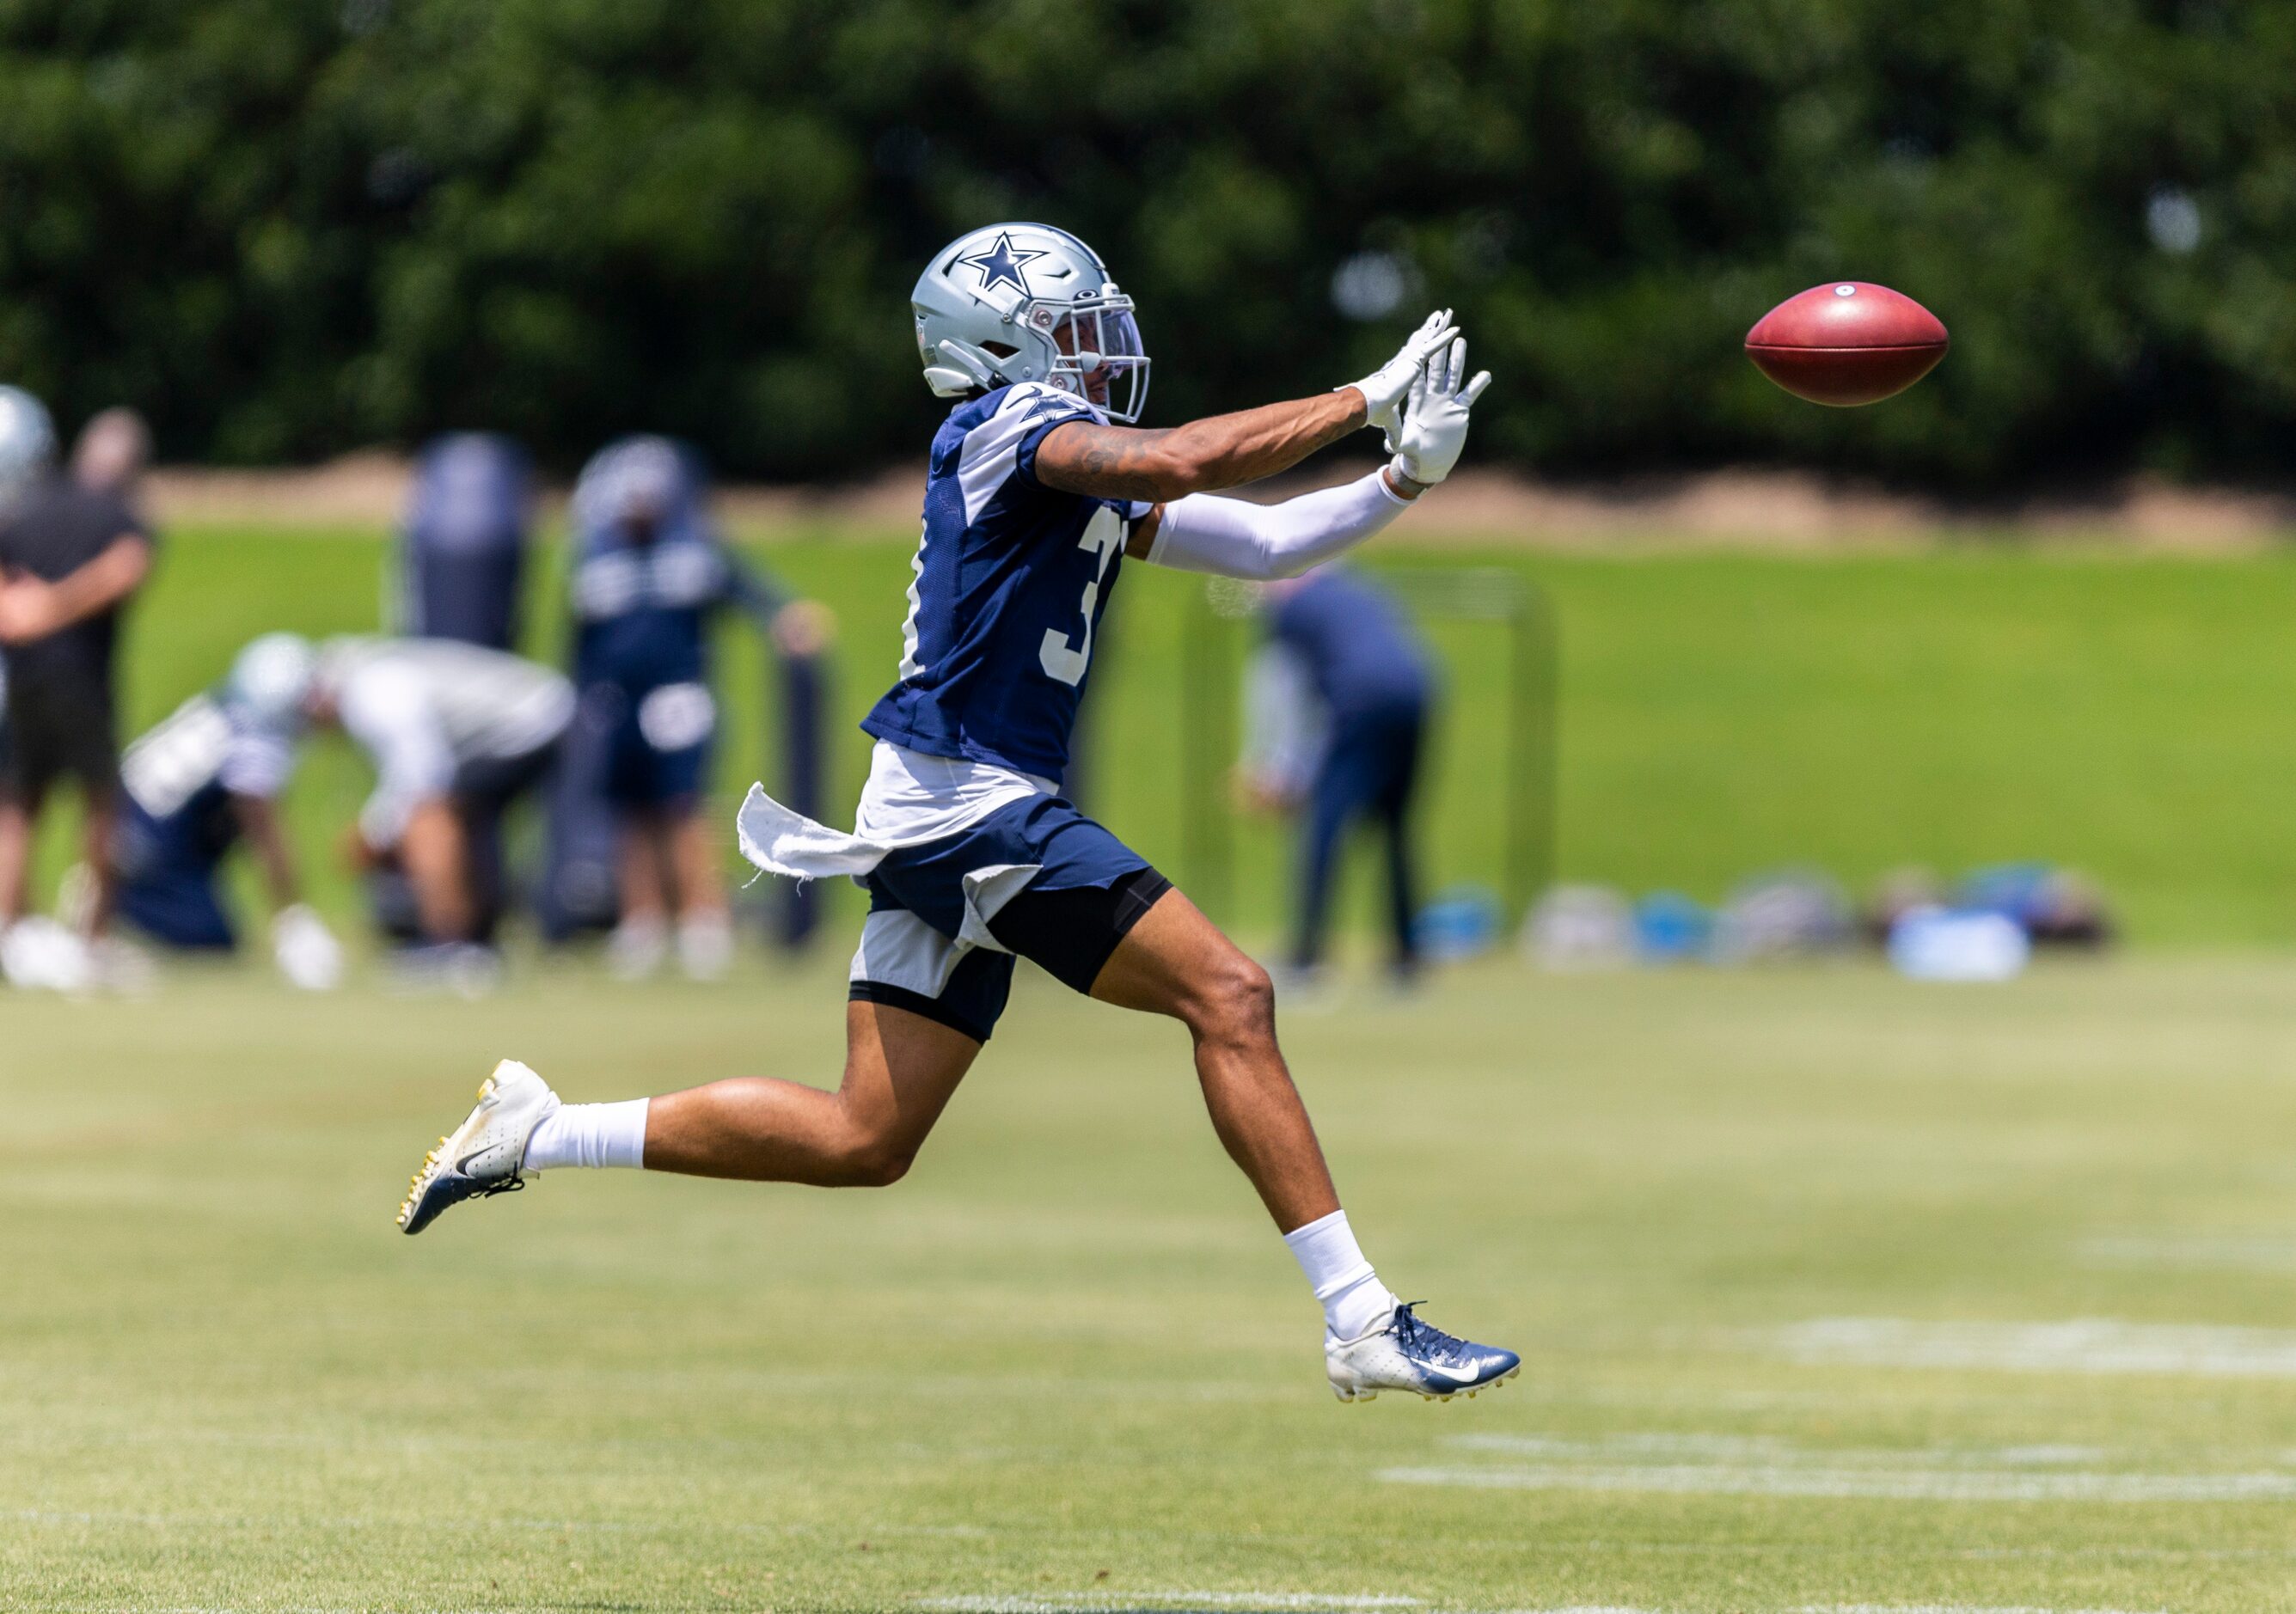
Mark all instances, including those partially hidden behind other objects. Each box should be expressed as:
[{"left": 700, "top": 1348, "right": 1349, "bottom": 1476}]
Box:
[
  {"left": 12, "top": 957, "right": 2296, "bottom": 1611},
  {"left": 48, "top": 523, "right": 2296, "bottom": 951}
]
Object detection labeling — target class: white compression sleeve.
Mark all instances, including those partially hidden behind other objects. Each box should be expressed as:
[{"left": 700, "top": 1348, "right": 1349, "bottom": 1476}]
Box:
[{"left": 1145, "top": 470, "right": 1411, "bottom": 581}]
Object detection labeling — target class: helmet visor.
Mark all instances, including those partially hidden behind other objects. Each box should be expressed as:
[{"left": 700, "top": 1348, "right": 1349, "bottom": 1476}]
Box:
[{"left": 1045, "top": 297, "right": 1151, "bottom": 424}]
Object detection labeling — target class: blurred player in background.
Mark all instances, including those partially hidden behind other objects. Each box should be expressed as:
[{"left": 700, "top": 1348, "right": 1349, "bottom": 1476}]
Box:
[
  {"left": 1240, "top": 568, "right": 1435, "bottom": 988},
  {"left": 310, "top": 637, "right": 573, "bottom": 982},
  {"left": 95, "top": 633, "right": 342, "bottom": 989},
  {"left": 0, "top": 396, "right": 156, "bottom": 992},
  {"left": 568, "top": 436, "right": 817, "bottom": 981},
  {"left": 400, "top": 223, "right": 1518, "bottom": 1405}
]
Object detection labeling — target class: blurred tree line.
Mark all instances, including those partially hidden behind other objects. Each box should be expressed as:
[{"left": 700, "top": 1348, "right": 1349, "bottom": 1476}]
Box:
[{"left": 0, "top": 0, "right": 2290, "bottom": 487}]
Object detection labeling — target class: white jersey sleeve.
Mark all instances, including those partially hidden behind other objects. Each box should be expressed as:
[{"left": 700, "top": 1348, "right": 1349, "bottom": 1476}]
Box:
[
  {"left": 954, "top": 383, "right": 1099, "bottom": 524},
  {"left": 216, "top": 710, "right": 301, "bottom": 801},
  {"left": 338, "top": 659, "right": 457, "bottom": 847},
  {"left": 120, "top": 695, "right": 234, "bottom": 819}
]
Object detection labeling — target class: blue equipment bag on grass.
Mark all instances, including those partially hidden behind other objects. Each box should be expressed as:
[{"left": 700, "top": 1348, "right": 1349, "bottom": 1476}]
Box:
[{"left": 395, "top": 434, "right": 533, "bottom": 651}]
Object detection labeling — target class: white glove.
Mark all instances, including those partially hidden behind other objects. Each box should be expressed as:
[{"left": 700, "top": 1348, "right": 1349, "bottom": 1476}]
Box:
[
  {"left": 1342, "top": 309, "right": 1459, "bottom": 443},
  {"left": 273, "top": 903, "right": 345, "bottom": 992},
  {"left": 1391, "top": 334, "right": 1492, "bottom": 487}
]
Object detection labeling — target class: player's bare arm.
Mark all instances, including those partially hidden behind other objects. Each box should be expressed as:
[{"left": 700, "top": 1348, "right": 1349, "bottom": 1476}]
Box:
[
  {"left": 1029, "top": 307, "right": 1469, "bottom": 555},
  {"left": 1130, "top": 333, "right": 1492, "bottom": 576},
  {"left": 0, "top": 533, "right": 149, "bottom": 643},
  {"left": 1035, "top": 388, "right": 1367, "bottom": 504},
  {"left": 230, "top": 792, "right": 303, "bottom": 911}
]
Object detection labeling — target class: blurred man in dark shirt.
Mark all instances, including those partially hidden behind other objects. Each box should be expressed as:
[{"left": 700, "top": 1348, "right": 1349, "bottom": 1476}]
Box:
[
  {"left": 1243, "top": 567, "right": 1435, "bottom": 985},
  {"left": 0, "top": 405, "right": 156, "bottom": 982}
]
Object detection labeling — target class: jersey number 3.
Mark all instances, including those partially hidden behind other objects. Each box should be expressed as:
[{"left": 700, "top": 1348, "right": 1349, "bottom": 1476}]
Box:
[{"left": 1038, "top": 506, "right": 1124, "bottom": 688}]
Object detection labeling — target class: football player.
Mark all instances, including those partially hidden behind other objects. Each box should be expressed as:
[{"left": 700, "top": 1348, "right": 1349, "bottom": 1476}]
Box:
[
  {"left": 567, "top": 435, "right": 805, "bottom": 981},
  {"left": 398, "top": 223, "right": 1515, "bottom": 1403},
  {"left": 101, "top": 633, "right": 344, "bottom": 988},
  {"left": 311, "top": 636, "right": 574, "bottom": 974}
]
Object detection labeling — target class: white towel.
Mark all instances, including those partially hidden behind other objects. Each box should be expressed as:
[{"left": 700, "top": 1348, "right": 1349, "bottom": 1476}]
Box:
[
  {"left": 736, "top": 785, "right": 891, "bottom": 881},
  {"left": 735, "top": 742, "right": 1055, "bottom": 884}
]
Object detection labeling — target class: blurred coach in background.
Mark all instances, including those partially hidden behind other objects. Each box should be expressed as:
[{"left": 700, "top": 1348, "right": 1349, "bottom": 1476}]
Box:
[
  {"left": 1241, "top": 567, "right": 1436, "bottom": 989},
  {"left": 0, "top": 400, "right": 156, "bottom": 989}
]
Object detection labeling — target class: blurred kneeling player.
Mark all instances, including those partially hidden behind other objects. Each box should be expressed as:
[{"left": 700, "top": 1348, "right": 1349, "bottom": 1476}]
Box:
[{"left": 106, "top": 633, "right": 343, "bottom": 988}]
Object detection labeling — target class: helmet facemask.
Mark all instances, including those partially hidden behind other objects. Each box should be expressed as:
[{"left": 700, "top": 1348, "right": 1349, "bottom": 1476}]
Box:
[{"left": 1031, "top": 293, "right": 1150, "bottom": 424}]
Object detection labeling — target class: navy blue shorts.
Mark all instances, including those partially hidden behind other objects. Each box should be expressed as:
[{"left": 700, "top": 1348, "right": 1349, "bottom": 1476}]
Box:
[
  {"left": 113, "top": 798, "right": 236, "bottom": 951},
  {"left": 847, "top": 792, "right": 1171, "bottom": 1043},
  {"left": 603, "top": 680, "right": 714, "bottom": 809}
]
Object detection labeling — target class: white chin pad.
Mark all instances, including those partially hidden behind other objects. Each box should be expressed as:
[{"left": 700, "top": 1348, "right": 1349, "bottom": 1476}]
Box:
[{"left": 922, "top": 365, "right": 981, "bottom": 398}]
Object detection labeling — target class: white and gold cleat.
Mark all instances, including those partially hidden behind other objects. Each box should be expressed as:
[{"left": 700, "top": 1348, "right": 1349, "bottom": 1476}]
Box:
[{"left": 396, "top": 1060, "right": 559, "bottom": 1235}]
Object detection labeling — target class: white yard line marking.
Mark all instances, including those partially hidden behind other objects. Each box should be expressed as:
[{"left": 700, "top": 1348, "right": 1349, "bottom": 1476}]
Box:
[
  {"left": 1390, "top": 1429, "right": 2296, "bottom": 1503},
  {"left": 1797, "top": 1605, "right": 2166, "bottom": 1613},
  {"left": 2080, "top": 1233, "right": 2296, "bottom": 1273},
  {"left": 1382, "top": 1462, "right": 2296, "bottom": 1501},
  {"left": 1448, "top": 1434, "right": 2109, "bottom": 1468},
  {"left": 919, "top": 1599, "right": 1420, "bottom": 1613},
  {"left": 5, "top": 1505, "right": 983, "bottom": 1539},
  {"left": 1766, "top": 1317, "right": 2296, "bottom": 1376}
]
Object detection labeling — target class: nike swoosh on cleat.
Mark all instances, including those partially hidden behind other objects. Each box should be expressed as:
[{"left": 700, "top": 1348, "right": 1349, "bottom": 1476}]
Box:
[{"left": 1421, "top": 1361, "right": 1491, "bottom": 1384}]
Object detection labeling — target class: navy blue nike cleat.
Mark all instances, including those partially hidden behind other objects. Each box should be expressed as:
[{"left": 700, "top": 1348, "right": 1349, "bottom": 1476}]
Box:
[{"left": 1326, "top": 1302, "right": 1521, "bottom": 1403}]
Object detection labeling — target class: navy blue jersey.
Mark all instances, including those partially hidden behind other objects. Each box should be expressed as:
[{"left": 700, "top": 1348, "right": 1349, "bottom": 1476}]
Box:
[
  {"left": 571, "top": 529, "right": 730, "bottom": 691},
  {"left": 1272, "top": 568, "right": 1433, "bottom": 719},
  {"left": 862, "top": 384, "right": 1140, "bottom": 784},
  {"left": 570, "top": 436, "right": 784, "bottom": 694},
  {"left": 116, "top": 691, "right": 302, "bottom": 872}
]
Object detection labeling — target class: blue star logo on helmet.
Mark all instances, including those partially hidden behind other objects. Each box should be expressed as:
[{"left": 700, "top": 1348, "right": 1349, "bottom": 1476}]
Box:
[{"left": 956, "top": 230, "right": 1046, "bottom": 297}]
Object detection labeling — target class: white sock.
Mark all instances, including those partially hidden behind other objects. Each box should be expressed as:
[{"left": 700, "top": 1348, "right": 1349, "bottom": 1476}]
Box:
[
  {"left": 523, "top": 1099, "right": 650, "bottom": 1171},
  {"left": 1283, "top": 1208, "right": 1399, "bottom": 1342},
  {"left": 677, "top": 912, "right": 734, "bottom": 981}
]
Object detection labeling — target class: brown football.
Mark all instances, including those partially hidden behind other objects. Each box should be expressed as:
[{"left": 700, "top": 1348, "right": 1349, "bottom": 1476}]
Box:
[{"left": 1745, "top": 282, "right": 1949, "bottom": 407}]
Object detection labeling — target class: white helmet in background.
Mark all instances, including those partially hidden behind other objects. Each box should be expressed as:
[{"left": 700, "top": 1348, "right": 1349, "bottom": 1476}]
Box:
[
  {"left": 226, "top": 633, "right": 320, "bottom": 729},
  {"left": 0, "top": 385, "right": 56, "bottom": 509},
  {"left": 572, "top": 435, "right": 689, "bottom": 533},
  {"left": 912, "top": 223, "right": 1151, "bottom": 423}
]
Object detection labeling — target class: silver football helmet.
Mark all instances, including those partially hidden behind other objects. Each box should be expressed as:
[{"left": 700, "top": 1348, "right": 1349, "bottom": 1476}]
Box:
[
  {"left": 227, "top": 633, "right": 320, "bottom": 730},
  {"left": 0, "top": 385, "right": 55, "bottom": 510},
  {"left": 913, "top": 223, "right": 1150, "bottom": 423}
]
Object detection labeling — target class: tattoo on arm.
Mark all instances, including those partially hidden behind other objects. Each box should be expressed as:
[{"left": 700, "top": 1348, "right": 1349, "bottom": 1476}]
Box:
[
  {"left": 1036, "top": 388, "right": 1369, "bottom": 503},
  {"left": 1039, "top": 424, "right": 1193, "bottom": 503}
]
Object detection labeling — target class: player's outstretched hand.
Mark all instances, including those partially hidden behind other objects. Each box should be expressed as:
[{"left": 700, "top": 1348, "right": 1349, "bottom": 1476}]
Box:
[
  {"left": 1344, "top": 309, "right": 1460, "bottom": 443},
  {"left": 273, "top": 902, "right": 345, "bottom": 992},
  {"left": 1393, "top": 336, "right": 1492, "bottom": 488}
]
